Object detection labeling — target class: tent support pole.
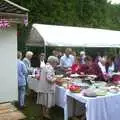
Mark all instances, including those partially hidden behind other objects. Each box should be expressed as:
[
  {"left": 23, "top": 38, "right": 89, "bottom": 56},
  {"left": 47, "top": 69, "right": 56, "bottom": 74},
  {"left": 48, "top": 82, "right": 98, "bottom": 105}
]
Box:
[
  {"left": 44, "top": 44, "right": 46, "bottom": 59},
  {"left": 83, "top": 47, "right": 85, "bottom": 52},
  {"left": 114, "top": 48, "right": 117, "bottom": 57}
]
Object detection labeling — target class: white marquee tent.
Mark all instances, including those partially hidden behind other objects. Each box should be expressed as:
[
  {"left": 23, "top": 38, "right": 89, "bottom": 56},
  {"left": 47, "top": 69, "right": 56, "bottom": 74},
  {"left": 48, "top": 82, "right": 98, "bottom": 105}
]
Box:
[{"left": 27, "top": 24, "right": 120, "bottom": 48}]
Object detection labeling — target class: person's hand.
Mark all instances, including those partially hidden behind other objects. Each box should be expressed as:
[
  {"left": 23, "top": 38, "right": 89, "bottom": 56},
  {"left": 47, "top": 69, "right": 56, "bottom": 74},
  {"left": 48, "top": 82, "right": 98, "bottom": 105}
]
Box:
[
  {"left": 66, "top": 71, "right": 72, "bottom": 75},
  {"left": 103, "top": 73, "right": 110, "bottom": 81},
  {"left": 68, "top": 67, "right": 72, "bottom": 71},
  {"left": 80, "top": 72, "right": 84, "bottom": 75}
]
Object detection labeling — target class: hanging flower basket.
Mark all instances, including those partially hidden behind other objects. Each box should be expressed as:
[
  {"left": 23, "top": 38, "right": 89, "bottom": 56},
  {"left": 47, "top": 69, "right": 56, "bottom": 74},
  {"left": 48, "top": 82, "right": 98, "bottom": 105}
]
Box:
[{"left": 0, "top": 19, "right": 10, "bottom": 29}]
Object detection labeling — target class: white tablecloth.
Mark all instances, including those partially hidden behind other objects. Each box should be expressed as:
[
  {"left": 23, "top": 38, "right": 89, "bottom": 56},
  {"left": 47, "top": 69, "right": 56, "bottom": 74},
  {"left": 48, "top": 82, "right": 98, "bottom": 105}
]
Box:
[
  {"left": 28, "top": 76, "right": 40, "bottom": 92},
  {"left": 28, "top": 77, "right": 84, "bottom": 117},
  {"left": 66, "top": 91, "right": 120, "bottom": 120},
  {"left": 28, "top": 76, "right": 120, "bottom": 120}
]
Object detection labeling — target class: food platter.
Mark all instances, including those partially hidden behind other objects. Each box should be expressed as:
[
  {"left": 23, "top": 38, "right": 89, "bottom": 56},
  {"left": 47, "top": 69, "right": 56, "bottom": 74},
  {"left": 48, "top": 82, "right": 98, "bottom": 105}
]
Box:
[
  {"left": 72, "top": 82, "right": 89, "bottom": 89},
  {"left": 111, "top": 72, "right": 120, "bottom": 76},
  {"left": 55, "top": 75, "right": 64, "bottom": 78},
  {"left": 69, "top": 85, "right": 81, "bottom": 93},
  {"left": 95, "top": 90, "right": 107, "bottom": 96},
  {"left": 70, "top": 74, "right": 80, "bottom": 78},
  {"left": 93, "top": 81, "right": 107, "bottom": 88},
  {"left": 107, "top": 86, "right": 120, "bottom": 94}
]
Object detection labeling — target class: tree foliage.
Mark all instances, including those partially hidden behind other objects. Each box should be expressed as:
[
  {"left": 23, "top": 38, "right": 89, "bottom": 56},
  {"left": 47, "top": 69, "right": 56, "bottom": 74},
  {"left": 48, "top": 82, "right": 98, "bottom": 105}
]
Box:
[
  {"left": 11, "top": 0, "right": 120, "bottom": 29},
  {"left": 10, "top": 0, "right": 120, "bottom": 51}
]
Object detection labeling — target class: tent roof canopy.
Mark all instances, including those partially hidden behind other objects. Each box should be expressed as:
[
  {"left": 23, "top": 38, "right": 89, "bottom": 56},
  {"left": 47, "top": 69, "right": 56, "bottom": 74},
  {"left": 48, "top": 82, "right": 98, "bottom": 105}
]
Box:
[{"left": 27, "top": 24, "right": 120, "bottom": 48}]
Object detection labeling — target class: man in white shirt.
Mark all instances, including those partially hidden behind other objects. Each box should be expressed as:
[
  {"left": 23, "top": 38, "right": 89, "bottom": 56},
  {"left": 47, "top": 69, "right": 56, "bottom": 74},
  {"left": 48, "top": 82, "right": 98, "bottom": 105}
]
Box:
[{"left": 60, "top": 48, "right": 75, "bottom": 68}]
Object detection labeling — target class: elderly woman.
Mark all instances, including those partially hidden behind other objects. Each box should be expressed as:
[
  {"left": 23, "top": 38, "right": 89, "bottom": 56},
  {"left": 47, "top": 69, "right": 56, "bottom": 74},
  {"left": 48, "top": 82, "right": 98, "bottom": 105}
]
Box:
[
  {"left": 37, "top": 56, "right": 59, "bottom": 119},
  {"left": 23, "top": 51, "right": 33, "bottom": 74},
  {"left": 23, "top": 51, "right": 33, "bottom": 84}
]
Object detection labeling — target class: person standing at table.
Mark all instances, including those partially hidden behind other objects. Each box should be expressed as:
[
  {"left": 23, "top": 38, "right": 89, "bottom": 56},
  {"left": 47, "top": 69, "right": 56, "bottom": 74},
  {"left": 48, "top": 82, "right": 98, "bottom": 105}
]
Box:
[
  {"left": 60, "top": 48, "right": 75, "bottom": 69},
  {"left": 17, "top": 51, "right": 27, "bottom": 108},
  {"left": 84, "top": 56, "right": 104, "bottom": 80},
  {"left": 80, "top": 51, "right": 86, "bottom": 64},
  {"left": 37, "top": 56, "right": 59, "bottom": 119},
  {"left": 23, "top": 51, "right": 33, "bottom": 74},
  {"left": 40, "top": 53, "right": 46, "bottom": 68},
  {"left": 23, "top": 51, "right": 33, "bottom": 83}
]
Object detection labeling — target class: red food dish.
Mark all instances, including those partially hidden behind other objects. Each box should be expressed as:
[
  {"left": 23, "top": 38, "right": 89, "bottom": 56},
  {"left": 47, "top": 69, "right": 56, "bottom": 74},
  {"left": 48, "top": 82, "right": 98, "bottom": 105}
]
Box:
[{"left": 69, "top": 85, "right": 81, "bottom": 93}]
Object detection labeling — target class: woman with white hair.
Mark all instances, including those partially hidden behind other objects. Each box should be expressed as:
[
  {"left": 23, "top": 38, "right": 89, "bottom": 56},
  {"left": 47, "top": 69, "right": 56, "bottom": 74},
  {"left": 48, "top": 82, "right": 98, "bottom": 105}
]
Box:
[
  {"left": 23, "top": 51, "right": 33, "bottom": 80},
  {"left": 23, "top": 51, "right": 33, "bottom": 74},
  {"left": 37, "top": 56, "right": 59, "bottom": 119},
  {"left": 23, "top": 51, "right": 34, "bottom": 95}
]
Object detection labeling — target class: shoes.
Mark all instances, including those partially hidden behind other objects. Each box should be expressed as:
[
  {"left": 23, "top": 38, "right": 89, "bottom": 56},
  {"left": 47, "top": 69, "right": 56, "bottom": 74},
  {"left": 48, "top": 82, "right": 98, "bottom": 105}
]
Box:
[{"left": 18, "top": 105, "right": 26, "bottom": 110}]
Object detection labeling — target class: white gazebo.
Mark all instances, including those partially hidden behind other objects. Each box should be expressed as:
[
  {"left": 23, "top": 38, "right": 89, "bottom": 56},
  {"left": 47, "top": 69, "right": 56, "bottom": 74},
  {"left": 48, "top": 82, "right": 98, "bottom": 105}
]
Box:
[
  {"left": 27, "top": 24, "right": 120, "bottom": 48},
  {"left": 0, "top": 0, "right": 29, "bottom": 103}
]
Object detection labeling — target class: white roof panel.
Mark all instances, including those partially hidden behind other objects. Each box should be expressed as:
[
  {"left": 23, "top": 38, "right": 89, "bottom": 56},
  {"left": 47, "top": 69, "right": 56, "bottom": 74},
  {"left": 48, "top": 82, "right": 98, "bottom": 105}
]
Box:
[{"left": 27, "top": 24, "right": 120, "bottom": 48}]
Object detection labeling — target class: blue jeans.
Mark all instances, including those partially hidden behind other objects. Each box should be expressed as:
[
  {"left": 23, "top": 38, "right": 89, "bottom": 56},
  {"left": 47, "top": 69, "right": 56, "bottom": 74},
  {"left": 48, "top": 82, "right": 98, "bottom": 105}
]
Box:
[{"left": 18, "top": 86, "right": 26, "bottom": 107}]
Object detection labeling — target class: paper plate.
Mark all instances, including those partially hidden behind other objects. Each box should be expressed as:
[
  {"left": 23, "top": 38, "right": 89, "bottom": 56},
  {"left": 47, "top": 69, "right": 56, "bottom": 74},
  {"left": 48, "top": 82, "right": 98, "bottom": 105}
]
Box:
[{"left": 70, "top": 74, "right": 80, "bottom": 78}]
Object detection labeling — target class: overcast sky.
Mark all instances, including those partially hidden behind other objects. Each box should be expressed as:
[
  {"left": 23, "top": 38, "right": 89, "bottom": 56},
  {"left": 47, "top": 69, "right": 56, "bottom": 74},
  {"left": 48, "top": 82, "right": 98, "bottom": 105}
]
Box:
[{"left": 108, "top": 0, "right": 120, "bottom": 4}]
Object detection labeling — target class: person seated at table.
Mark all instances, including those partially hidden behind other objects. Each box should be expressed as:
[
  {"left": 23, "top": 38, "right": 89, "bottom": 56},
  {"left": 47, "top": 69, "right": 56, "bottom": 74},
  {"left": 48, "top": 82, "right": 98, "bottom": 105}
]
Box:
[
  {"left": 60, "top": 48, "right": 75, "bottom": 71},
  {"left": 83, "top": 56, "right": 105, "bottom": 80},
  {"left": 37, "top": 56, "right": 59, "bottom": 119}
]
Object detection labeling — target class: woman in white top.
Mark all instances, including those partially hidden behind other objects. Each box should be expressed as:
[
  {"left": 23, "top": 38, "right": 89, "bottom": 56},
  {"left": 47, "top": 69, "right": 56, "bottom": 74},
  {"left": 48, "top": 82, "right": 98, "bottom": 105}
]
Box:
[
  {"left": 40, "top": 53, "right": 46, "bottom": 68},
  {"left": 98, "top": 57, "right": 107, "bottom": 74}
]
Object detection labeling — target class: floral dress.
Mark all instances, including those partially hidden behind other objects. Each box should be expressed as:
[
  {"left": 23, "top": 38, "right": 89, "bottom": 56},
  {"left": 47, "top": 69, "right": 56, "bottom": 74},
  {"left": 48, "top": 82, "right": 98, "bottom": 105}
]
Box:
[{"left": 37, "top": 63, "right": 56, "bottom": 108}]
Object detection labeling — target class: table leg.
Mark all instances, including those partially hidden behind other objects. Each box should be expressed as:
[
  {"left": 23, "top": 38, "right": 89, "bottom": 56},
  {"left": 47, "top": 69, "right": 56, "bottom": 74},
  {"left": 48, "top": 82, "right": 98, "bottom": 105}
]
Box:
[
  {"left": 64, "top": 94, "right": 68, "bottom": 120},
  {"left": 73, "top": 98, "right": 76, "bottom": 116}
]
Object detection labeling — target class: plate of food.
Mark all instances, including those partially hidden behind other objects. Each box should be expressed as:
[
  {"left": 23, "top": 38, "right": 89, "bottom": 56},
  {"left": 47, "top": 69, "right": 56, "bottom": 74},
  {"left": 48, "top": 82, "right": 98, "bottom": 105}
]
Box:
[
  {"left": 87, "top": 75, "right": 97, "bottom": 78},
  {"left": 56, "top": 79, "right": 66, "bottom": 86},
  {"left": 63, "top": 77, "right": 72, "bottom": 81},
  {"left": 95, "top": 89, "right": 107, "bottom": 96},
  {"left": 72, "top": 82, "right": 89, "bottom": 89},
  {"left": 112, "top": 72, "right": 120, "bottom": 76},
  {"left": 70, "top": 73, "right": 80, "bottom": 78},
  {"left": 55, "top": 75, "right": 64, "bottom": 78},
  {"left": 94, "top": 81, "right": 107, "bottom": 87},
  {"left": 107, "top": 86, "right": 119, "bottom": 93},
  {"left": 83, "top": 89, "right": 97, "bottom": 97},
  {"left": 69, "top": 85, "right": 81, "bottom": 93}
]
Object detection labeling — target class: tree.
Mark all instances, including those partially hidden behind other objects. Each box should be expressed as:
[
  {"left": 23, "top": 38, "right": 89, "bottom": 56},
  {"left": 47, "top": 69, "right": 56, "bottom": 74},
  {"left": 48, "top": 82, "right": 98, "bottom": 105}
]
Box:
[{"left": 10, "top": 0, "right": 120, "bottom": 51}]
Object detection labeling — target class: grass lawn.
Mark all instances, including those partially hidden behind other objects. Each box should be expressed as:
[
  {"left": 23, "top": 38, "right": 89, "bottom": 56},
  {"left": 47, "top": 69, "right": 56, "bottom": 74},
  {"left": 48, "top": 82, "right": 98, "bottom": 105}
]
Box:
[{"left": 17, "top": 94, "right": 64, "bottom": 120}]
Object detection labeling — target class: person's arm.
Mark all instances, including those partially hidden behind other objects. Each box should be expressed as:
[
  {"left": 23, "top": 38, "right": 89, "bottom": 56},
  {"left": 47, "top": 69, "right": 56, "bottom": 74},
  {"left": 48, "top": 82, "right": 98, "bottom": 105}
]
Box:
[
  {"left": 22, "top": 62, "right": 27, "bottom": 75},
  {"left": 60, "top": 57, "right": 64, "bottom": 67},
  {"left": 23, "top": 59, "right": 33, "bottom": 74}
]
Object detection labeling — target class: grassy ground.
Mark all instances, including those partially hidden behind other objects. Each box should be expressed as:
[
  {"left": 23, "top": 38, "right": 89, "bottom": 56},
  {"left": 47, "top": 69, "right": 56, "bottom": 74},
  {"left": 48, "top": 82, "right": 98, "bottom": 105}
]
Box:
[
  {"left": 15, "top": 92, "right": 86, "bottom": 120},
  {"left": 17, "top": 94, "right": 64, "bottom": 120}
]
